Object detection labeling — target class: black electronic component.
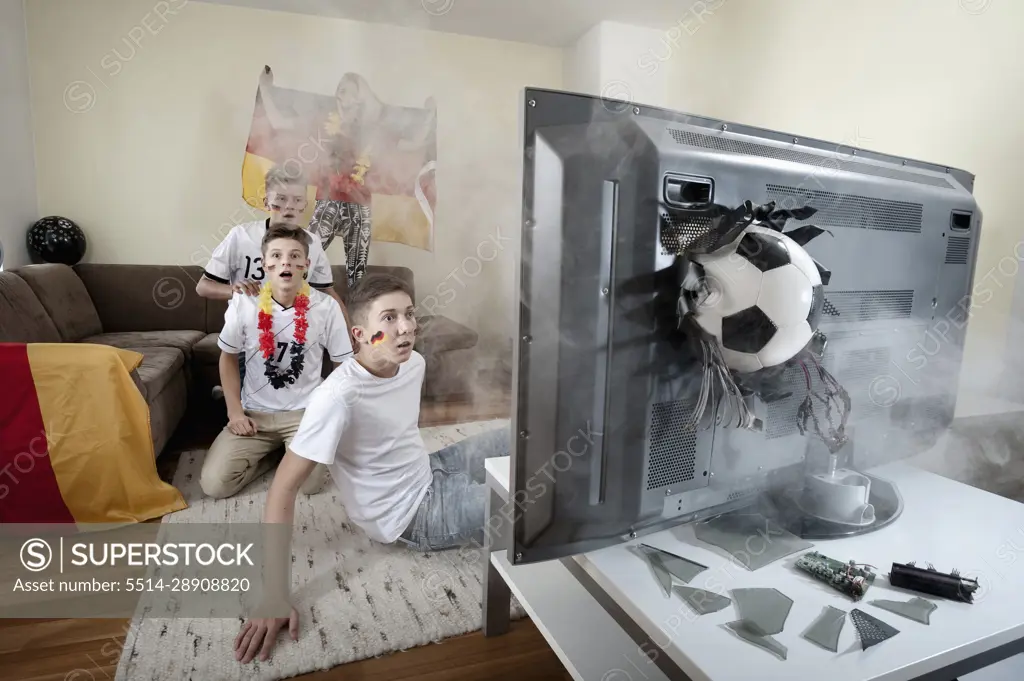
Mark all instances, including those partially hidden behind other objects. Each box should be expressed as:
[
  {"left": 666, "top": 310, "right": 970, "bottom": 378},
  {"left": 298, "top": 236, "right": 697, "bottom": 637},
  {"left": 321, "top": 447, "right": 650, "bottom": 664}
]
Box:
[{"left": 888, "top": 562, "right": 979, "bottom": 603}]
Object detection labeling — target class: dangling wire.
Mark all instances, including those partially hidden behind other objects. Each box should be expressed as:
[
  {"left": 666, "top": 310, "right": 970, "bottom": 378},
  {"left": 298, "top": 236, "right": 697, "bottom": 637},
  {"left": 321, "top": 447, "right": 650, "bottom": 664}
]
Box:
[
  {"left": 795, "top": 353, "right": 851, "bottom": 453},
  {"left": 691, "top": 336, "right": 758, "bottom": 431}
]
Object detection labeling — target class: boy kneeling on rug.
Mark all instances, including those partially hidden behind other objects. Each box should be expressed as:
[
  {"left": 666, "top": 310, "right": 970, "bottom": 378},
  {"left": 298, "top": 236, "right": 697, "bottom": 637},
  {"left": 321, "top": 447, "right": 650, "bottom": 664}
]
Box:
[
  {"left": 233, "top": 273, "right": 509, "bottom": 663},
  {"left": 200, "top": 225, "right": 354, "bottom": 499}
]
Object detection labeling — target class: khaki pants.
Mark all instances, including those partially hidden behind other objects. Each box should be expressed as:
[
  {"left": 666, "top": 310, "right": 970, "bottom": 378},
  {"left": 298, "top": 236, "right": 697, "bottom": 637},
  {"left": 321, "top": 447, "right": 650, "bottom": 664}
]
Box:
[{"left": 199, "top": 409, "right": 331, "bottom": 499}]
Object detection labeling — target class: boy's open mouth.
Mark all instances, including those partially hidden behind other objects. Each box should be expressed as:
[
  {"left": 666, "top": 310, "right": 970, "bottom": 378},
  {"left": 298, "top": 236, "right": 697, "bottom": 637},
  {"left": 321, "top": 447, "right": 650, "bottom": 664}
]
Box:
[
  {"left": 397, "top": 340, "right": 411, "bottom": 349},
  {"left": 280, "top": 271, "right": 293, "bottom": 280}
]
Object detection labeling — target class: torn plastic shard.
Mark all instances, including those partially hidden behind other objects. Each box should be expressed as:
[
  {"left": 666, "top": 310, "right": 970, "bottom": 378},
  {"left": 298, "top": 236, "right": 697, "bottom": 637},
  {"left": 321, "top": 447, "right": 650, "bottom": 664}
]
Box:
[
  {"left": 673, "top": 585, "right": 732, "bottom": 615},
  {"left": 870, "top": 597, "right": 937, "bottom": 625},
  {"left": 640, "top": 545, "right": 708, "bottom": 583},
  {"left": 693, "top": 512, "right": 813, "bottom": 571},
  {"left": 851, "top": 608, "right": 900, "bottom": 650},
  {"left": 628, "top": 545, "right": 673, "bottom": 597},
  {"left": 630, "top": 544, "right": 708, "bottom": 597},
  {"left": 724, "top": 620, "right": 788, "bottom": 660},
  {"left": 802, "top": 605, "right": 847, "bottom": 652},
  {"left": 731, "top": 588, "right": 793, "bottom": 635}
]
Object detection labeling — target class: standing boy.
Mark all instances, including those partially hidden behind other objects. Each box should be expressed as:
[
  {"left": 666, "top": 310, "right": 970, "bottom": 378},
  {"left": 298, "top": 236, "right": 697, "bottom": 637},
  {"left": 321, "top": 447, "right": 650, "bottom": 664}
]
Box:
[
  {"left": 196, "top": 164, "right": 347, "bottom": 316},
  {"left": 200, "top": 225, "right": 353, "bottom": 499}
]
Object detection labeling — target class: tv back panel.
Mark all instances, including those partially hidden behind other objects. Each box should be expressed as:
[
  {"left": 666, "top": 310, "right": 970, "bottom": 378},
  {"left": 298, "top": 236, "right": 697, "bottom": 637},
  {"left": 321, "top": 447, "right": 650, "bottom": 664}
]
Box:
[{"left": 510, "top": 87, "right": 981, "bottom": 565}]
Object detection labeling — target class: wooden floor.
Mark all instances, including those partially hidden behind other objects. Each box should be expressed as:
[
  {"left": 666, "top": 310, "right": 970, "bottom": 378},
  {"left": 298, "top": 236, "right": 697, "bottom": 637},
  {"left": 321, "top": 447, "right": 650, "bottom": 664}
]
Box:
[{"left": 2, "top": 386, "right": 574, "bottom": 681}]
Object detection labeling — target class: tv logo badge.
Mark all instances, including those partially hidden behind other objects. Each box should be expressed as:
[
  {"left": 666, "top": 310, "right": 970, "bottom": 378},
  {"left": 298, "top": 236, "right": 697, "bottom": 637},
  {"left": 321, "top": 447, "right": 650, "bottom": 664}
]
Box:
[{"left": 20, "top": 538, "right": 53, "bottom": 572}]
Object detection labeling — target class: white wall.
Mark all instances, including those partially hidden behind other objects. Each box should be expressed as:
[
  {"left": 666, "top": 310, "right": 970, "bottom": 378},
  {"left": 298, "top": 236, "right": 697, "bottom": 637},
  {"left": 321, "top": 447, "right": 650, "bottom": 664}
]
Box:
[
  {"left": 25, "top": 0, "right": 562, "bottom": 346},
  {"left": 662, "top": 0, "right": 1024, "bottom": 402},
  {"left": 563, "top": 23, "right": 601, "bottom": 97},
  {"left": 0, "top": 0, "right": 38, "bottom": 270},
  {"left": 563, "top": 20, "right": 675, "bottom": 108}
]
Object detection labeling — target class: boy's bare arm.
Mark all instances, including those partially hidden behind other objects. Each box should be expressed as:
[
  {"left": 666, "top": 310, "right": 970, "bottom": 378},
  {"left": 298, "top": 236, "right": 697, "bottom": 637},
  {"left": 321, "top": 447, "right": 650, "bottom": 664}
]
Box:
[
  {"left": 235, "top": 450, "right": 318, "bottom": 663},
  {"left": 197, "top": 276, "right": 234, "bottom": 301},
  {"left": 198, "top": 276, "right": 261, "bottom": 300},
  {"left": 220, "top": 352, "right": 257, "bottom": 436}
]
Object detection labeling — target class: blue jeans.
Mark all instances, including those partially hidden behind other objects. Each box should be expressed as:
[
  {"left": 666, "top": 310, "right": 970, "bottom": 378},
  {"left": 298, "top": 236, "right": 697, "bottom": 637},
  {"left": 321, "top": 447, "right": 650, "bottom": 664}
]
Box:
[{"left": 398, "top": 426, "right": 510, "bottom": 552}]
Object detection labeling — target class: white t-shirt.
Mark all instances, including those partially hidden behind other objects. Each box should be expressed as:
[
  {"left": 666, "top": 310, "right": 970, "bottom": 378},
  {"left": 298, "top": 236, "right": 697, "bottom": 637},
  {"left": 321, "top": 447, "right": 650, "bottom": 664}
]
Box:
[
  {"left": 204, "top": 219, "right": 334, "bottom": 290},
  {"left": 289, "top": 351, "right": 431, "bottom": 544},
  {"left": 217, "top": 289, "right": 353, "bottom": 412}
]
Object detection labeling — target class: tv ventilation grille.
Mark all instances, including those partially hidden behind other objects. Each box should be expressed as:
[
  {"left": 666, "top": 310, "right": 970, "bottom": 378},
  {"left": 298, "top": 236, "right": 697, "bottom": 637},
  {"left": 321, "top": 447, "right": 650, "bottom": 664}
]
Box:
[
  {"left": 821, "top": 290, "right": 914, "bottom": 322},
  {"left": 668, "top": 129, "right": 952, "bottom": 190},
  {"left": 945, "top": 236, "right": 971, "bottom": 264},
  {"left": 647, "top": 399, "right": 698, "bottom": 490},
  {"left": 766, "top": 347, "right": 891, "bottom": 439},
  {"left": 659, "top": 213, "right": 718, "bottom": 254},
  {"left": 728, "top": 486, "right": 766, "bottom": 501},
  {"left": 765, "top": 184, "right": 923, "bottom": 233}
]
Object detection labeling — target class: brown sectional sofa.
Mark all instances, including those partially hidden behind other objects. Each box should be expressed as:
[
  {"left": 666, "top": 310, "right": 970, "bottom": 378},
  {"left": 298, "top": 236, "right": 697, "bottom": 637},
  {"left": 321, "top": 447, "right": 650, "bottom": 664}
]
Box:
[{"left": 0, "top": 263, "right": 479, "bottom": 458}]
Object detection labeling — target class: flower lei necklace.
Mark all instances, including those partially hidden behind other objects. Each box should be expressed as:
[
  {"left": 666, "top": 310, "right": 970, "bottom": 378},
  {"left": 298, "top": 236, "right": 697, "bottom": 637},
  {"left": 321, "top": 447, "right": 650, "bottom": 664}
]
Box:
[{"left": 258, "top": 281, "right": 310, "bottom": 389}]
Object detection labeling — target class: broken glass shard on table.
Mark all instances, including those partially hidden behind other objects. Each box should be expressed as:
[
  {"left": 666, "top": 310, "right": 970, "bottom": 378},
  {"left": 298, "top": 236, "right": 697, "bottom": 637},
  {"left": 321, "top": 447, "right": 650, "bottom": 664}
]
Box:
[
  {"left": 693, "top": 512, "right": 813, "bottom": 571},
  {"left": 802, "top": 605, "right": 847, "bottom": 652},
  {"left": 851, "top": 608, "right": 900, "bottom": 649},
  {"left": 673, "top": 585, "right": 732, "bottom": 615},
  {"left": 629, "top": 544, "right": 708, "bottom": 597},
  {"left": 731, "top": 588, "right": 793, "bottom": 635},
  {"left": 724, "top": 619, "right": 788, "bottom": 660},
  {"left": 870, "top": 597, "right": 937, "bottom": 625}
]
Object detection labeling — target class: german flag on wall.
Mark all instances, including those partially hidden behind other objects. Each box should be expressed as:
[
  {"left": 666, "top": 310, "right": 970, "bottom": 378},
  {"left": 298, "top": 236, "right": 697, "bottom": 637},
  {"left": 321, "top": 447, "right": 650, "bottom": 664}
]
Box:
[
  {"left": 0, "top": 343, "right": 186, "bottom": 525},
  {"left": 243, "top": 66, "right": 438, "bottom": 251}
]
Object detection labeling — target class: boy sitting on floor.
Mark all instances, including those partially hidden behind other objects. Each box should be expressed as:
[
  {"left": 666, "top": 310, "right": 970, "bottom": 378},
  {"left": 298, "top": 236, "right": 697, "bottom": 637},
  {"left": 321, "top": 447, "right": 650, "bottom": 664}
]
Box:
[
  {"left": 231, "top": 273, "right": 509, "bottom": 663},
  {"left": 200, "top": 225, "right": 354, "bottom": 500}
]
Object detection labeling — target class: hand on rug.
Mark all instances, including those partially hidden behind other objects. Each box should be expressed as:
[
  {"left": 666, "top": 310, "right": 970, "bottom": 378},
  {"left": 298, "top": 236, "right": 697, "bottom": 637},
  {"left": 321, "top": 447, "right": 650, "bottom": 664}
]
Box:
[
  {"left": 228, "top": 411, "right": 258, "bottom": 436},
  {"left": 234, "top": 606, "right": 299, "bottom": 663}
]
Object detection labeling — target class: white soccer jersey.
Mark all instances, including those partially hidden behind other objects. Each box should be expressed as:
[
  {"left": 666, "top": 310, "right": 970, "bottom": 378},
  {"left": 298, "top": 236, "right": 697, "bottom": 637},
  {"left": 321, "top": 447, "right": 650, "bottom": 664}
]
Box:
[
  {"left": 217, "top": 288, "right": 353, "bottom": 412},
  {"left": 203, "top": 219, "right": 334, "bottom": 290}
]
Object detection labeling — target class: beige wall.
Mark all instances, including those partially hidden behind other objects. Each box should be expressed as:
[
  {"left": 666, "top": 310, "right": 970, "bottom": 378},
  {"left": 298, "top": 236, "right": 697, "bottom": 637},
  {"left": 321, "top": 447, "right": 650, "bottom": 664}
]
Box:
[
  {"left": 666, "top": 0, "right": 1024, "bottom": 399},
  {"left": 0, "top": 0, "right": 38, "bottom": 270},
  {"left": 25, "top": 0, "right": 561, "bottom": 345}
]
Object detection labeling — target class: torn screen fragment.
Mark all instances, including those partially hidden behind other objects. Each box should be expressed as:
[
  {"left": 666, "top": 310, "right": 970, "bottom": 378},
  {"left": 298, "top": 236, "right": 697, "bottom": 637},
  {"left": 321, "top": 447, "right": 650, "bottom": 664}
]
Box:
[{"left": 802, "top": 605, "right": 847, "bottom": 652}]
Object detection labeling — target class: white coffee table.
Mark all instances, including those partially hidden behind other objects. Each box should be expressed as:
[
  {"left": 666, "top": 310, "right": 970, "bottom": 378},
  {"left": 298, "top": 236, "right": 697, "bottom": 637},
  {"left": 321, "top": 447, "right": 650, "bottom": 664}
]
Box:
[{"left": 482, "top": 447, "right": 1024, "bottom": 680}]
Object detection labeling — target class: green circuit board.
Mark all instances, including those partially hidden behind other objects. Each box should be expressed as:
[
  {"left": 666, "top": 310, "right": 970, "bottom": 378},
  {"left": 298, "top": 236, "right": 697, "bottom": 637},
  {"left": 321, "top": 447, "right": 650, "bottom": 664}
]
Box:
[{"left": 795, "top": 551, "right": 876, "bottom": 601}]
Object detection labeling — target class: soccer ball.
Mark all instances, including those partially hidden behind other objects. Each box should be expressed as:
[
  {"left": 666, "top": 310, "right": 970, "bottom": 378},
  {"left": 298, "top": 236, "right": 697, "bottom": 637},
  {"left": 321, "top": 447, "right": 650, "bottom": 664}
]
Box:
[{"left": 689, "top": 225, "right": 824, "bottom": 373}]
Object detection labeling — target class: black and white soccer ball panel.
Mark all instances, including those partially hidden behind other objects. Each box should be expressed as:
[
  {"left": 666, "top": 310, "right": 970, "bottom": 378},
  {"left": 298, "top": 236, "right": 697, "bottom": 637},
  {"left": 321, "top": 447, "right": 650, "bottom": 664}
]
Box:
[
  {"left": 691, "top": 225, "right": 824, "bottom": 373},
  {"left": 695, "top": 314, "right": 814, "bottom": 373},
  {"left": 693, "top": 224, "right": 821, "bottom": 285},
  {"left": 696, "top": 256, "right": 764, "bottom": 317}
]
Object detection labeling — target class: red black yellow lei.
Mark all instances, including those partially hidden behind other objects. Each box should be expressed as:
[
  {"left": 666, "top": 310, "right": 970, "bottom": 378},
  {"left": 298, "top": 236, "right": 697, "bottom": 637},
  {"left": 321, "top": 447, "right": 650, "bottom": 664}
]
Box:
[{"left": 258, "top": 281, "right": 310, "bottom": 389}]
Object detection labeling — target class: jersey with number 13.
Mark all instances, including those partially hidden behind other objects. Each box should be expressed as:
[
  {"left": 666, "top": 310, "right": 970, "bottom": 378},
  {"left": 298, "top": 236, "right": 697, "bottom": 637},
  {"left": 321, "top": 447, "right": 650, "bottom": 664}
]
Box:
[{"left": 203, "top": 219, "right": 334, "bottom": 290}]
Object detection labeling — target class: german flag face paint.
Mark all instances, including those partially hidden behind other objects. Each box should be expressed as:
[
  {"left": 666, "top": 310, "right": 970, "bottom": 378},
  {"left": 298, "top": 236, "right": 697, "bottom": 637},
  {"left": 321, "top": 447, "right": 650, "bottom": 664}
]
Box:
[{"left": 370, "top": 331, "right": 386, "bottom": 346}]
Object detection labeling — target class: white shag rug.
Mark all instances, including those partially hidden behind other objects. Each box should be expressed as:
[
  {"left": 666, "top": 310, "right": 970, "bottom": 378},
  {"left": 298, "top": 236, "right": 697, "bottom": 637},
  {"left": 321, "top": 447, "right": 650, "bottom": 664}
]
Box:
[{"left": 114, "top": 419, "right": 523, "bottom": 681}]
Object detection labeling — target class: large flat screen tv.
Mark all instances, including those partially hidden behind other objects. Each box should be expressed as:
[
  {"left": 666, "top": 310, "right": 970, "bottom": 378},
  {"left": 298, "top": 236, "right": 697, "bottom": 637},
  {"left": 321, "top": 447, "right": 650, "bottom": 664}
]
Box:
[{"left": 510, "top": 87, "right": 982, "bottom": 565}]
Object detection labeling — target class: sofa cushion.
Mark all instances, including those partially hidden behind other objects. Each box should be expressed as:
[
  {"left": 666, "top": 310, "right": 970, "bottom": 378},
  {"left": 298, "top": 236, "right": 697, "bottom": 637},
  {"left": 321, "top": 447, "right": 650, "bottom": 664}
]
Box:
[
  {"left": 194, "top": 332, "right": 221, "bottom": 367},
  {"left": 81, "top": 330, "right": 206, "bottom": 361},
  {"left": 0, "top": 272, "right": 62, "bottom": 343},
  {"left": 123, "top": 346, "right": 185, "bottom": 401},
  {"left": 74, "top": 264, "right": 208, "bottom": 333},
  {"left": 415, "top": 315, "right": 479, "bottom": 354},
  {"left": 12, "top": 264, "right": 103, "bottom": 342}
]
